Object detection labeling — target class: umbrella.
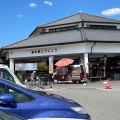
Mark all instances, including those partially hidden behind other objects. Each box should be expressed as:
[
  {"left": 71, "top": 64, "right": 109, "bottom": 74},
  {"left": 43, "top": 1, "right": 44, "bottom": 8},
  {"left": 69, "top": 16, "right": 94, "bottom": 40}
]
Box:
[{"left": 55, "top": 58, "right": 74, "bottom": 67}]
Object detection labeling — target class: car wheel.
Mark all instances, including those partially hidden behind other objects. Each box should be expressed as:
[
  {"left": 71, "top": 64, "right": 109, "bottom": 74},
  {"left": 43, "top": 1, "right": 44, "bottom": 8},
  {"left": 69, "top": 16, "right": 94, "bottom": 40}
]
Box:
[{"left": 53, "top": 79, "right": 58, "bottom": 84}]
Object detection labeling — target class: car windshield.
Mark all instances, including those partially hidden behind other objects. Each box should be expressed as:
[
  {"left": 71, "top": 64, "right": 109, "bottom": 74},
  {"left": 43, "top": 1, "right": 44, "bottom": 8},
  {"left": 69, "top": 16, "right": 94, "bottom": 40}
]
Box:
[{"left": 0, "top": 109, "right": 25, "bottom": 120}]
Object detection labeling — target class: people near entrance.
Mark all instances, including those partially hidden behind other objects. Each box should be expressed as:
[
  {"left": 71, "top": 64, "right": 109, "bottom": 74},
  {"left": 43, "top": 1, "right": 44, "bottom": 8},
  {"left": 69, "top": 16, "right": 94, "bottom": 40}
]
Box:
[
  {"left": 56, "top": 67, "right": 61, "bottom": 74},
  {"left": 62, "top": 67, "right": 67, "bottom": 75},
  {"left": 30, "top": 71, "right": 36, "bottom": 81},
  {"left": 61, "top": 67, "right": 67, "bottom": 80},
  {"left": 80, "top": 65, "right": 84, "bottom": 80},
  {"left": 17, "top": 71, "right": 24, "bottom": 82}
]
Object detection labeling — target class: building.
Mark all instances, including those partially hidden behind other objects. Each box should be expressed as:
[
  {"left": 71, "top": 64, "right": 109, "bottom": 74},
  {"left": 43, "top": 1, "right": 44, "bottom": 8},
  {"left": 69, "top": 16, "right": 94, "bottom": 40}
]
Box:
[{"left": 1, "top": 12, "right": 120, "bottom": 81}]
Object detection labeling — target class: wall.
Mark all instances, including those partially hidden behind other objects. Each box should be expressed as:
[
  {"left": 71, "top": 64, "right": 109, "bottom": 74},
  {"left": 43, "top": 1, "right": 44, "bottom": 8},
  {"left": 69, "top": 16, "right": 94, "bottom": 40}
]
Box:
[{"left": 8, "top": 42, "right": 120, "bottom": 59}]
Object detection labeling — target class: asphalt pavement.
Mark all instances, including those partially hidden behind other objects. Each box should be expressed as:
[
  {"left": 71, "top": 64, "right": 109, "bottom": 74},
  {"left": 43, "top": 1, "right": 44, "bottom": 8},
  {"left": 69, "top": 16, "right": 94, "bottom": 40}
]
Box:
[
  {"left": 25, "top": 79, "right": 120, "bottom": 90},
  {"left": 25, "top": 80, "right": 120, "bottom": 120}
]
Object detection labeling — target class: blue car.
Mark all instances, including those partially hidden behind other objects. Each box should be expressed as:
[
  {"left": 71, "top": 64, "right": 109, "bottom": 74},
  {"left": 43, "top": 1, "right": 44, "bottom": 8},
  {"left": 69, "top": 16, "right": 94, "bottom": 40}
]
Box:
[{"left": 0, "top": 79, "right": 91, "bottom": 120}]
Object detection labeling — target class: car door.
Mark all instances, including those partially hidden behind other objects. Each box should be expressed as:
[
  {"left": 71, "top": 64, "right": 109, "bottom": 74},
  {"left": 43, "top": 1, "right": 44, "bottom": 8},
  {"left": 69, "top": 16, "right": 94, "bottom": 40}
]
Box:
[
  {"left": 0, "top": 83, "right": 33, "bottom": 116},
  {"left": 7, "top": 86, "right": 35, "bottom": 119},
  {"left": 0, "top": 83, "right": 21, "bottom": 116}
]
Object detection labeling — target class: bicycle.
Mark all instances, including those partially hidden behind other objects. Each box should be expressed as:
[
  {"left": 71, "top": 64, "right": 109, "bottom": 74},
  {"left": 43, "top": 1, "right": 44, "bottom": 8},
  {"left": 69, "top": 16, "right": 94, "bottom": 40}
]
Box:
[
  {"left": 29, "top": 75, "right": 53, "bottom": 89},
  {"left": 39, "top": 76, "right": 53, "bottom": 89},
  {"left": 29, "top": 77, "right": 41, "bottom": 89}
]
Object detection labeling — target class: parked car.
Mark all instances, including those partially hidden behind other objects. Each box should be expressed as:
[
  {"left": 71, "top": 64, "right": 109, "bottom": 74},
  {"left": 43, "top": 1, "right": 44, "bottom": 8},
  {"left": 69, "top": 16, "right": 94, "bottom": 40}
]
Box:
[
  {"left": 0, "top": 78, "right": 91, "bottom": 120},
  {"left": 53, "top": 72, "right": 73, "bottom": 84},
  {"left": 0, "top": 109, "right": 26, "bottom": 120},
  {"left": 0, "top": 64, "right": 25, "bottom": 87}
]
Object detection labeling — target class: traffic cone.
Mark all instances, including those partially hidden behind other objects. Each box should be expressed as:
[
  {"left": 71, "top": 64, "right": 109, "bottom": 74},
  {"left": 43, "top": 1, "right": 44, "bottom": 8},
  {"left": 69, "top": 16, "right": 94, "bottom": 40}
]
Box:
[{"left": 105, "top": 80, "right": 111, "bottom": 89}]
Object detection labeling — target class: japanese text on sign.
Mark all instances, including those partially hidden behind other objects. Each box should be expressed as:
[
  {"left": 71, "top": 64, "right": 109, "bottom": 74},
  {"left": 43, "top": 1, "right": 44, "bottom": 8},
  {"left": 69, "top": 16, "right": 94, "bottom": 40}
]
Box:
[{"left": 31, "top": 48, "right": 57, "bottom": 54}]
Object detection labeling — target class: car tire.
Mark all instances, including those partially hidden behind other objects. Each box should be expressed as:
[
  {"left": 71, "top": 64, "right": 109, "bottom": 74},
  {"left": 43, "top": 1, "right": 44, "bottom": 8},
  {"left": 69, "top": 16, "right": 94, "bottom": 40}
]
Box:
[{"left": 53, "top": 79, "right": 58, "bottom": 84}]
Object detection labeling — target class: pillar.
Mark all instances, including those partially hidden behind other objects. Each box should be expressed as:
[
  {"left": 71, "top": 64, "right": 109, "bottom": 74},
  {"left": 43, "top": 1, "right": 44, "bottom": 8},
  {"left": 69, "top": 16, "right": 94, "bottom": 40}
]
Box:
[
  {"left": 84, "top": 53, "right": 89, "bottom": 80},
  {"left": 10, "top": 58, "right": 14, "bottom": 72}
]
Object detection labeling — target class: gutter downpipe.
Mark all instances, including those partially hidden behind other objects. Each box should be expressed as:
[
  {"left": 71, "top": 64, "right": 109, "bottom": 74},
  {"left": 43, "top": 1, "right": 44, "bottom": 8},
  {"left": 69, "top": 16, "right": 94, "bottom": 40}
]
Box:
[{"left": 91, "top": 42, "right": 96, "bottom": 54}]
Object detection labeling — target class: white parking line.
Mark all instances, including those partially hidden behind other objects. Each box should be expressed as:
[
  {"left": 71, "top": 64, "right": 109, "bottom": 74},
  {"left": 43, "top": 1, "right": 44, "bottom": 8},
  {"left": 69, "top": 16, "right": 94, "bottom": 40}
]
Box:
[
  {"left": 33, "top": 86, "right": 120, "bottom": 92},
  {"left": 44, "top": 88, "right": 67, "bottom": 91},
  {"left": 96, "top": 88, "right": 120, "bottom": 91}
]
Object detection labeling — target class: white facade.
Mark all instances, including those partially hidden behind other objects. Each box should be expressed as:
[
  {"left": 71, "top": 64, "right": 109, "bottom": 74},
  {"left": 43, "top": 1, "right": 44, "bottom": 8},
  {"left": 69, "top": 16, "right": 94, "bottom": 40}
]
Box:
[{"left": 9, "top": 42, "right": 120, "bottom": 59}]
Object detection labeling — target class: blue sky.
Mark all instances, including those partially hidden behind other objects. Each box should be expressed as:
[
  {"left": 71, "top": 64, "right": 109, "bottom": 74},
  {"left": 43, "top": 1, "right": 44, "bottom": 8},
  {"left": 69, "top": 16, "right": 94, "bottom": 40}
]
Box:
[{"left": 0, "top": 0, "right": 120, "bottom": 48}]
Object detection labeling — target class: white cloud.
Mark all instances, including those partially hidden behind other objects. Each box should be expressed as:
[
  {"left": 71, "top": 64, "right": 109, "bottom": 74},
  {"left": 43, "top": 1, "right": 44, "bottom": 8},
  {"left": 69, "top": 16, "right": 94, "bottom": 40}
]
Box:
[
  {"left": 44, "top": 1, "right": 53, "bottom": 6},
  {"left": 17, "top": 14, "right": 24, "bottom": 17},
  {"left": 101, "top": 8, "right": 120, "bottom": 16},
  {"left": 29, "top": 3, "right": 38, "bottom": 8}
]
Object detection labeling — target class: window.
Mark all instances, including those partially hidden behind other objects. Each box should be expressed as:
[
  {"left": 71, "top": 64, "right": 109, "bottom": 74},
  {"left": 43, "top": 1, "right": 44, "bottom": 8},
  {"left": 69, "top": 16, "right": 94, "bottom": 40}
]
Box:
[
  {"left": 49, "top": 29, "right": 55, "bottom": 32},
  {"left": 0, "top": 68, "right": 15, "bottom": 83},
  {"left": 56, "top": 28, "right": 61, "bottom": 32},
  {"left": 61, "top": 27, "right": 68, "bottom": 31},
  {"left": 0, "top": 83, "right": 34, "bottom": 102},
  {"left": 0, "top": 83, "right": 5, "bottom": 94},
  {"left": 49, "top": 26, "right": 76, "bottom": 32},
  {"left": 7, "top": 87, "right": 34, "bottom": 102},
  {"left": 0, "top": 109, "right": 24, "bottom": 120},
  {"left": 68, "top": 26, "right": 76, "bottom": 30},
  {"left": 89, "top": 25, "right": 117, "bottom": 30}
]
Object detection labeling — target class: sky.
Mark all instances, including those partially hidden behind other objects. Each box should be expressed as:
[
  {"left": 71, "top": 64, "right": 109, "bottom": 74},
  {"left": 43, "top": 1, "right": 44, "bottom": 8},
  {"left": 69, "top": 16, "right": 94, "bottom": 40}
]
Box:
[{"left": 0, "top": 0, "right": 120, "bottom": 48}]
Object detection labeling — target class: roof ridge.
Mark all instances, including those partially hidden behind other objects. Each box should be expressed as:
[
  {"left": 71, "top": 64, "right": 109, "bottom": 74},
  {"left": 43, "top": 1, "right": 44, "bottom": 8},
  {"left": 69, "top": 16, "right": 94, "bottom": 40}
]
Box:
[
  {"left": 38, "top": 12, "right": 120, "bottom": 29},
  {"left": 81, "top": 12, "right": 120, "bottom": 21},
  {"left": 39, "top": 12, "right": 79, "bottom": 28}
]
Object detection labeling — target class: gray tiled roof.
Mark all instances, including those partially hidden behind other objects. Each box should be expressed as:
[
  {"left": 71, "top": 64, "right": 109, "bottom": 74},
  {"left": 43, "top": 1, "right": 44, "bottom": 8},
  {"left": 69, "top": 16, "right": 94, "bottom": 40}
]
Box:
[
  {"left": 3, "top": 29, "right": 120, "bottom": 50},
  {"left": 40, "top": 14, "right": 82, "bottom": 27},
  {"left": 83, "top": 29, "right": 120, "bottom": 42},
  {"left": 3, "top": 30, "right": 82, "bottom": 49},
  {"left": 39, "top": 13, "right": 120, "bottom": 27}
]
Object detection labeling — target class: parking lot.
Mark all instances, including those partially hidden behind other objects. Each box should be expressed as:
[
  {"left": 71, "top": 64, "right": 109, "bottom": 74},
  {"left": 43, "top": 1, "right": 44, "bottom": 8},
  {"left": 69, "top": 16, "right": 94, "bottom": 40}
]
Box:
[{"left": 25, "top": 80, "right": 120, "bottom": 120}]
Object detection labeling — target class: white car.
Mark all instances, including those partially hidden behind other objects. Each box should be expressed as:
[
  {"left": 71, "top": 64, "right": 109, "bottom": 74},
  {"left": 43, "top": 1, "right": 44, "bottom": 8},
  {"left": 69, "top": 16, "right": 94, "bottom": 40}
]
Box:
[{"left": 0, "top": 64, "right": 25, "bottom": 87}]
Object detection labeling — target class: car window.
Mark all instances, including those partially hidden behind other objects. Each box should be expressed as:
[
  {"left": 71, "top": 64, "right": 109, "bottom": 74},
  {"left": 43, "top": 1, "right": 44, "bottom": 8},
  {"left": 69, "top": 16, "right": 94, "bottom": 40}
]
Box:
[
  {"left": 0, "top": 83, "right": 5, "bottom": 94},
  {"left": 0, "top": 83, "right": 34, "bottom": 102},
  {"left": 8, "top": 87, "right": 33, "bottom": 102},
  {"left": 0, "top": 68, "right": 15, "bottom": 83},
  {"left": 0, "top": 109, "right": 25, "bottom": 120}
]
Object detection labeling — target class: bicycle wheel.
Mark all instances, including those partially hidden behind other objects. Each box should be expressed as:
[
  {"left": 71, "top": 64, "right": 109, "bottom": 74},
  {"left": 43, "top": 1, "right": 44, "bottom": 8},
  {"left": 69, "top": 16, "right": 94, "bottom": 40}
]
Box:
[
  {"left": 37, "top": 80, "right": 42, "bottom": 88},
  {"left": 40, "top": 81, "right": 45, "bottom": 89},
  {"left": 29, "top": 81, "right": 35, "bottom": 89}
]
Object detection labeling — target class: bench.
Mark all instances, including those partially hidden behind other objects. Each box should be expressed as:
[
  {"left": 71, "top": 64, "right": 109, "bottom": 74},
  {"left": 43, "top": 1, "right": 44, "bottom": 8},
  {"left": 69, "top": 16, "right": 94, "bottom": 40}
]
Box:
[{"left": 90, "top": 76, "right": 102, "bottom": 81}]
